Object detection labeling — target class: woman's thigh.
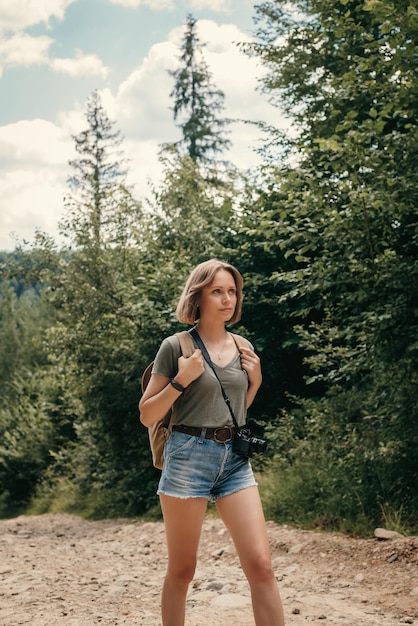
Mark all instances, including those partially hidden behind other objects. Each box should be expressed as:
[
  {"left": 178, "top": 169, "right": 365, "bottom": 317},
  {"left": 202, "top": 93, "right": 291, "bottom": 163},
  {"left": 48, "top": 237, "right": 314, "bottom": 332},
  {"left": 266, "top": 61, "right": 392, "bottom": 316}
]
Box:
[
  {"left": 160, "top": 494, "right": 208, "bottom": 573},
  {"left": 216, "top": 486, "right": 272, "bottom": 575}
]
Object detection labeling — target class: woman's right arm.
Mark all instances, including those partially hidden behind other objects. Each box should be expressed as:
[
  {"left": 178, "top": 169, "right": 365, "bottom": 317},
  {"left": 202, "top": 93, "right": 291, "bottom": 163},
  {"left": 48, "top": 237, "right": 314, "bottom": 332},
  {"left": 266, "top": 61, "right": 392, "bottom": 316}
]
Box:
[
  {"left": 139, "top": 349, "right": 204, "bottom": 427},
  {"left": 139, "top": 373, "right": 181, "bottom": 427}
]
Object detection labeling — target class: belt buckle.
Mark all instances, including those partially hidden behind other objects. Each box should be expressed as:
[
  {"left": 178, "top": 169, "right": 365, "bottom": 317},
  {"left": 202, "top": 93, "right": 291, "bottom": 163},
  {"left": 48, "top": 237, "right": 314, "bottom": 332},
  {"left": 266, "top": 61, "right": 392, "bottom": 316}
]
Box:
[{"left": 213, "top": 427, "right": 233, "bottom": 443}]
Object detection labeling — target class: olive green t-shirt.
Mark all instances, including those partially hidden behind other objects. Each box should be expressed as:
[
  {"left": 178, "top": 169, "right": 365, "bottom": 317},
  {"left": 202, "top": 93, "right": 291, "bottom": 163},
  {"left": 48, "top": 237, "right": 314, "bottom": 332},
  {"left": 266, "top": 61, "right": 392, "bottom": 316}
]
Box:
[{"left": 151, "top": 333, "right": 251, "bottom": 428}]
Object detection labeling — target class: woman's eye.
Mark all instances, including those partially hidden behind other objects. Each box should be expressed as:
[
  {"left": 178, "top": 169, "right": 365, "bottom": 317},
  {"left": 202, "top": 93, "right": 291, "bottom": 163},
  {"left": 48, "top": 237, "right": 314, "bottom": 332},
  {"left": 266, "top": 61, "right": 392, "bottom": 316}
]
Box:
[{"left": 212, "top": 288, "right": 235, "bottom": 295}]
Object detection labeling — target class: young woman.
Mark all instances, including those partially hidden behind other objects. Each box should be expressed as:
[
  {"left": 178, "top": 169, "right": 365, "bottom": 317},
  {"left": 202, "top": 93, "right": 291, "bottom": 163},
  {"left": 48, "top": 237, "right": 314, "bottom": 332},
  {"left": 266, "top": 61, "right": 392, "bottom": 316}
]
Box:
[{"left": 139, "top": 259, "right": 285, "bottom": 626}]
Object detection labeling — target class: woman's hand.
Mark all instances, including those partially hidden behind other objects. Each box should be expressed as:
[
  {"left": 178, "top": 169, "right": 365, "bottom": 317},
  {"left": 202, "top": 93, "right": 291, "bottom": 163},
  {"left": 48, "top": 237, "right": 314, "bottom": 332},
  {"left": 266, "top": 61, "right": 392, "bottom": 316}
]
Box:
[
  {"left": 139, "top": 349, "right": 205, "bottom": 427},
  {"left": 239, "top": 347, "right": 262, "bottom": 407},
  {"left": 175, "top": 349, "right": 205, "bottom": 388}
]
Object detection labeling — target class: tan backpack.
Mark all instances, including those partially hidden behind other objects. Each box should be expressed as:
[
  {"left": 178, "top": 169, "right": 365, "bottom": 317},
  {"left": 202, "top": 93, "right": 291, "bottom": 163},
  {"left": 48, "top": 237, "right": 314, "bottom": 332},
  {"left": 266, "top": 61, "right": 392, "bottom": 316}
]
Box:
[{"left": 141, "top": 331, "right": 195, "bottom": 470}]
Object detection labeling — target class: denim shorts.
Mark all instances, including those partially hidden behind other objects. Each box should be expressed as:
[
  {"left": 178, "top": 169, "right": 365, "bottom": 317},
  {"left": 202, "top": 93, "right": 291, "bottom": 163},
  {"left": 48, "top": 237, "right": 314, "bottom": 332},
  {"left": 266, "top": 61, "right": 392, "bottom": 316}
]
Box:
[{"left": 157, "top": 429, "right": 258, "bottom": 503}]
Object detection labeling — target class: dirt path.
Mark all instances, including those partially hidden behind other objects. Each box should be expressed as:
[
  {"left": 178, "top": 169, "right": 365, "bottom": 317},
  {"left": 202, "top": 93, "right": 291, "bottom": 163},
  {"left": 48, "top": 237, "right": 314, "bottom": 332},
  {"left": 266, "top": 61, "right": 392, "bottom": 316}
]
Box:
[{"left": 0, "top": 513, "right": 417, "bottom": 625}]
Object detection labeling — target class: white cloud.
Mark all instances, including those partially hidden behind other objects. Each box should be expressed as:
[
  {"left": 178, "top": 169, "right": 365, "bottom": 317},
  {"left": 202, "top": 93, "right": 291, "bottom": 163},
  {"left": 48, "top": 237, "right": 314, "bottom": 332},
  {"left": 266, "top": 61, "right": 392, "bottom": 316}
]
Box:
[
  {"left": 108, "top": 0, "right": 173, "bottom": 9},
  {"left": 0, "top": 119, "right": 74, "bottom": 249},
  {"left": 114, "top": 39, "right": 179, "bottom": 141},
  {"left": 0, "top": 119, "right": 73, "bottom": 165},
  {"left": 190, "top": 0, "right": 231, "bottom": 12},
  {"left": 108, "top": 18, "right": 275, "bottom": 144},
  {"left": 198, "top": 21, "right": 273, "bottom": 121},
  {"left": 0, "top": 0, "right": 75, "bottom": 32},
  {"left": 0, "top": 168, "right": 65, "bottom": 248},
  {"left": 0, "top": 32, "right": 52, "bottom": 68},
  {"left": 0, "top": 1, "right": 107, "bottom": 79},
  {"left": 51, "top": 49, "right": 109, "bottom": 78},
  {"left": 0, "top": 34, "right": 109, "bottom": 77}
]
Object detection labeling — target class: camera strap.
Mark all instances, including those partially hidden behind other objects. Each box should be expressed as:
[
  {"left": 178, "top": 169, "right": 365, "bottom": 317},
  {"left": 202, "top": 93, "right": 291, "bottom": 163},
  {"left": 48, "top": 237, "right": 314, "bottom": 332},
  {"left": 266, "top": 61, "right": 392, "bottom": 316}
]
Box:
[{"left": 190, "top": 328, "right": 240, "bottom": 430}]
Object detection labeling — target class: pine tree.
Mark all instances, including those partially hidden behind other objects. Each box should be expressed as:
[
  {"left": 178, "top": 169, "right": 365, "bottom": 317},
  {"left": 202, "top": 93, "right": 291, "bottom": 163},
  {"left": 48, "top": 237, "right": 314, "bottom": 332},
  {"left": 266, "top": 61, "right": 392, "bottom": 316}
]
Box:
[
  {"left": 65, "top": 90, "right": 130, "bottom": 249},
  {"left": 168, "top": 14, "right": 231, "bottom": 162}
]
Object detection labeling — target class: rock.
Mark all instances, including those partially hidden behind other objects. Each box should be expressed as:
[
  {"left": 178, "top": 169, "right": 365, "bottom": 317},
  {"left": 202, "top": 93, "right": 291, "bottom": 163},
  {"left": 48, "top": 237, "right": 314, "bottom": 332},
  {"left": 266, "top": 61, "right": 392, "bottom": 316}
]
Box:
[
  {"left": 374, "top": 528, "right": 403, "bottom": 540},
  {"left": 206, "top": 581, "right": 224, "bottom": 591},
  {"left": 211, "top": 549, "right": 224, "bottom": 559},
  {"left": 191, "top": 590, "right": 218, "bottom": 602},
  {"left": 210, "top": 593, "right": 251, "bottom": 608},
  {"left": 288, "top": 542, "right": 306, "bottom": 555}
]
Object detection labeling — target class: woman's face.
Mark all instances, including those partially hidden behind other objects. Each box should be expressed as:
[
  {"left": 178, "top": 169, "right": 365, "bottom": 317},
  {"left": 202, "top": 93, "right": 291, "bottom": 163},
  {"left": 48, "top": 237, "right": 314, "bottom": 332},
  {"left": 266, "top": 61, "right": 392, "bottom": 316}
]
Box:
[{"left": 198, "top": 269, "right": 237, "bottom": 322}]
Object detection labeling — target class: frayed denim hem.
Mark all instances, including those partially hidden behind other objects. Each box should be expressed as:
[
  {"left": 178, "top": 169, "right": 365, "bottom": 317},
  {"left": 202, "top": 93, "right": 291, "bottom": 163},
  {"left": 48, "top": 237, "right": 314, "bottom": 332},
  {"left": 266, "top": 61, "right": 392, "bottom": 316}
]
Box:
[
  {"left": 157, "top": 490, "right": 208, "bottom": 500},
  {"left": 157, "top": 481, "right": 258, "bottom": 504},
  {"left": 210, "top": 481, "right": 258, "bottom": 504}
]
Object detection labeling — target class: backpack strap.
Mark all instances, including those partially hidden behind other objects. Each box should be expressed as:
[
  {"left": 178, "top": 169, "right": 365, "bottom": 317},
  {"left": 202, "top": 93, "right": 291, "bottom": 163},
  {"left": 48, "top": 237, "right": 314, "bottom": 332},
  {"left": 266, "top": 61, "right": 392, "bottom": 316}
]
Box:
[
  {"left": 141, "top": 362, "right": 153, "bottom": 393},
  {"left": 177, "top": 330, "right": 195, "bottom": 358},
  {"left": 230, "top": 333, "right": 251, "bottom": 350}
]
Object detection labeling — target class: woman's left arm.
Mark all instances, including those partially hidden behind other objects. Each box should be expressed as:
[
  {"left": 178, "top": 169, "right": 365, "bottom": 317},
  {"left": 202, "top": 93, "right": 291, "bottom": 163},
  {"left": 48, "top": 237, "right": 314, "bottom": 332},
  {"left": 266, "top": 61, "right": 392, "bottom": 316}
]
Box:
[{"left": 239, "top": 347, "right": 262, "bottom": 408}]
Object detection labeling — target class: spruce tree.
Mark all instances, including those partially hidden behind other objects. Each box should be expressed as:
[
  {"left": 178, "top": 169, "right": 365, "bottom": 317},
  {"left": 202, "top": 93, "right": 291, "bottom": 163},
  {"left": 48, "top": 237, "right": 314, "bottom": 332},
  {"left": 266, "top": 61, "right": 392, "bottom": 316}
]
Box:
[
  {"left": 169, "top": 14, "right": 231, "bottom": 162},
  {"left": 65, "top": 90, "right": 130, "bottom": 249}
]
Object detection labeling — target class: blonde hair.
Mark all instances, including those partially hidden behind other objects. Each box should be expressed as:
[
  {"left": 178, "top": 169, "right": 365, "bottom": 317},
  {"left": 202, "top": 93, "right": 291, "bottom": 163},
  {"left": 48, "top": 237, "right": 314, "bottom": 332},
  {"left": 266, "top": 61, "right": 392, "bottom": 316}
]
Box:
[{"left": 176, "top": 259, "right": 244, "bottom": 325}]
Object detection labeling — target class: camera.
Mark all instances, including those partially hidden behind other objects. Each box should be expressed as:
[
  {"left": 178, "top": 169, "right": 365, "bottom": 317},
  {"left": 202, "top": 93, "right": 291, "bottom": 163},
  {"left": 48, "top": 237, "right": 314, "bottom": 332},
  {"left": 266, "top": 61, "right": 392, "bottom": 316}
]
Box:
[{"left": 233, "top": 428, "right": 267, "bottom": 458}]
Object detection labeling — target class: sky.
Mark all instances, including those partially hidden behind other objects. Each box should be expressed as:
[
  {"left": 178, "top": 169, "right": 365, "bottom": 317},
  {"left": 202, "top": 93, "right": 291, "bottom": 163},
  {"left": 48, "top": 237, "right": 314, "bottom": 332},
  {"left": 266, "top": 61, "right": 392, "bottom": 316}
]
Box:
[{"left": 0, "top": 0, "right": 285, "bottom": 251}]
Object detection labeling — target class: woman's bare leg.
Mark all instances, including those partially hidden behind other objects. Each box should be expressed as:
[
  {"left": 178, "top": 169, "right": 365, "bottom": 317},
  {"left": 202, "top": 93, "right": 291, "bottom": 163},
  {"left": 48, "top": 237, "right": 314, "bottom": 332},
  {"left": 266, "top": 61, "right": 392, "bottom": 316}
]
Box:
[
  {"left": 159, "top": 494, "right": 208, "bottom": 626},
  {"left": 216, "top": 486, "right": 285, "bottom": 626}
]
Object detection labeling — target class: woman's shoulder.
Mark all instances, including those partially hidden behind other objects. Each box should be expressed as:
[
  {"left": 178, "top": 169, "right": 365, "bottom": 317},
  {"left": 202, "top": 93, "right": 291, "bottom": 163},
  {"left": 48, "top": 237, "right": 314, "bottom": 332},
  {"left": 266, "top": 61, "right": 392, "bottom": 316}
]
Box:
[
  {"left": 158, "top": 334, "right": 183, "bottom": 353},
  {"left": 158, "top": 332, "right": 193, "bottom": 355},
  {"left": 152, "top": 334, "right": 183, "bottom": 374},
  {"left": 162, "top": 334, "right": 181, "bottom": 346}
]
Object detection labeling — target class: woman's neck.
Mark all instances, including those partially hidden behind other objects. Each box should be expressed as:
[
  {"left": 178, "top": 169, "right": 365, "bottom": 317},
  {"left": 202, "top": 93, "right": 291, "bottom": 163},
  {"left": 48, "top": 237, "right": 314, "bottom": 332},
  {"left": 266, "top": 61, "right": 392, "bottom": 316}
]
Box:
[{"left": 195, "top": 321, "right": 228, "bottom": 342}]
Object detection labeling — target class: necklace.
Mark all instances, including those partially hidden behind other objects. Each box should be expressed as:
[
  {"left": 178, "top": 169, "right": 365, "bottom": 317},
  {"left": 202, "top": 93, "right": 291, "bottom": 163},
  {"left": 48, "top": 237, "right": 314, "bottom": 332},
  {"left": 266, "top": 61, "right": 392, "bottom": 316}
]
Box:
[{"left": 203, "top": 334, "right": 228, "bottom": 361}]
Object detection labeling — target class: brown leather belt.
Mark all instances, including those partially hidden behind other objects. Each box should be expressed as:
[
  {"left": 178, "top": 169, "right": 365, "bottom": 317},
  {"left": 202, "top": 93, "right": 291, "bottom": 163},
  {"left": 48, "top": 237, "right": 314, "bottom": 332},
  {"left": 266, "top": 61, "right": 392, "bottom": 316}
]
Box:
[{"left": 172, "top": 424, "right": 235, "bottom": 443}]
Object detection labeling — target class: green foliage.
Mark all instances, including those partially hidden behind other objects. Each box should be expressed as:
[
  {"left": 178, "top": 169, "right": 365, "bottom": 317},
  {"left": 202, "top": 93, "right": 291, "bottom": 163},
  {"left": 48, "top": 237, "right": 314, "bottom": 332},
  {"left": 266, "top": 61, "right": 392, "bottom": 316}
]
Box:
[
  {"left": 258, "top": 462, "right": 373, "bottom": 536},
  {"left": 0, "top": 274, "right": 58, "bottom": 514},
  {"left": 0, "top": 88, "right": 246, "bottom": 520},
  {"left": 229, "top": 182, "right": 317, "bottom": 421},
  {"left": 0, "top": 374, "right": 54, "bottom": 514},
  {"left": 244, "top": 0, "right": 418, "bottom": 532},
  {"left": 148, "top": 153, "right": 239, "bottom": 261}
]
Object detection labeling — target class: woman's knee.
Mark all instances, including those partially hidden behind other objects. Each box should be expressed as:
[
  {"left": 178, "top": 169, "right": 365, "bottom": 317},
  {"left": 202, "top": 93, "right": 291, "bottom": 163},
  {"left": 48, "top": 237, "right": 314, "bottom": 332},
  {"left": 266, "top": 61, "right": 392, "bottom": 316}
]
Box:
[
  {"left": 244, "top": 554, "right": 276, "bottom": 585},
  {"left": 167, "top": 558, "right": 197, "bottom": 586}
]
